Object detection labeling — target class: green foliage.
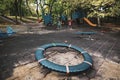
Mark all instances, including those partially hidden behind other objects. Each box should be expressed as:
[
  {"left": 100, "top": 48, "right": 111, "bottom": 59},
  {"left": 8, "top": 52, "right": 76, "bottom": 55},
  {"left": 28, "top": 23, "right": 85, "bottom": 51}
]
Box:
[
  {"left": 87, "top": 0, "right": 115, "bottom": 17},
  {"left": 57, "top": 0, "right": 120, "bottom": 18},
  {"left": 0, "top": 0, "right": 14, "bottom": 15},
  {"left": 1, "top": 0, "right": 120, "bottom": 20}
]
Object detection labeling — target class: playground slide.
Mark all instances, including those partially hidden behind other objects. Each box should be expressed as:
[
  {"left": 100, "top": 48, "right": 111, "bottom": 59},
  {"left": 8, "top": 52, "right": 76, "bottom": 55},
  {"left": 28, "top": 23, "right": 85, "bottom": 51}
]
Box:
[{"left": 83, "top": 17, "right": 97, "bottom": 27}]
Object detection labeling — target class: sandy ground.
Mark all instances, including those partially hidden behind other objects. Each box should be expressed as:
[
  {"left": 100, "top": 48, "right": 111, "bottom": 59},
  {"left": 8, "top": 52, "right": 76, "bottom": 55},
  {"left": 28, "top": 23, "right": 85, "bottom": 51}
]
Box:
[{"left": 0, "top": 23, "right": 120, "bottom": 80}]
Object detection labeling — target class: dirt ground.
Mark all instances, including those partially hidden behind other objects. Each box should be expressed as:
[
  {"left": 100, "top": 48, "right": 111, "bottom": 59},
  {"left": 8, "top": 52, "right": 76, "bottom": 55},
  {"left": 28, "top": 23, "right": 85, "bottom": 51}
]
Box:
[{"left": 0, "top": 23, "right": 120, "bottom": 80}]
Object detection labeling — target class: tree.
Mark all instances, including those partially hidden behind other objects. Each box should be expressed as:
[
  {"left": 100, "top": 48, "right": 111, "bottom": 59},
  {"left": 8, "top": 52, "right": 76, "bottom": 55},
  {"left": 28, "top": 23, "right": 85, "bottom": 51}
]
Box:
[
  {"left": 0, "top": 0, "right": 14, "bottom": 15},
  {"left": 35, "top": 0, "right": 40, "bottom": 19},
  {"left": 86, "top": 0, "right": 117, "bottom": 27},
  {"left": 25, "top": 0, "right": 33, "bottom": 16},
  {"left": 63, "top": 0, "right": 120, "bottom": 27}
]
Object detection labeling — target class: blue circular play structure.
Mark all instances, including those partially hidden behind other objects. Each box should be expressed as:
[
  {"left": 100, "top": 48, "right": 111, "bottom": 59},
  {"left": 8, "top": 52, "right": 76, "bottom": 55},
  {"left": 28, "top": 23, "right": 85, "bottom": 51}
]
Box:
[{"left": 35, "top": 43, "right": 93, "bottom": 73}]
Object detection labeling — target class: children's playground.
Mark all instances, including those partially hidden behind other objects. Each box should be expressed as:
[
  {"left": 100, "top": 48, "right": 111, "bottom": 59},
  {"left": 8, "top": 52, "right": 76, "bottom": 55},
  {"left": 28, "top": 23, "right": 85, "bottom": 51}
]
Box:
[{"left": 0, "top": 1, "right": 120, "bottom": 80}]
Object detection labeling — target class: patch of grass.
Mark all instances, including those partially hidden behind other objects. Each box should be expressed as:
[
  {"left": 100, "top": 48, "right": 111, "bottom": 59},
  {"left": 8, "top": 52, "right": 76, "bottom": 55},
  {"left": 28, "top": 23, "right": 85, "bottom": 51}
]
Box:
[
  {"left": 21, "top": 17, "right": 37, "bottom": 23},
  {"left": 8, "top": 16, "right": 38, "bottom": 23},
  {"left": 0, "top": 17, "right": 13, "bottom": 25},
  {"left": 0, "top": 16, "right": 38, "bottom": 24}
]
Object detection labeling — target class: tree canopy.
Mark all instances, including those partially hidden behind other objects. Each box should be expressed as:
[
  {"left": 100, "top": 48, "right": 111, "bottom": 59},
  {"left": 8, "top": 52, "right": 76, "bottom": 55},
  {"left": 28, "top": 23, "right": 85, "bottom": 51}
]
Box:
[{"left": 0, "top": 0, "right": 120, "bottom": 25}]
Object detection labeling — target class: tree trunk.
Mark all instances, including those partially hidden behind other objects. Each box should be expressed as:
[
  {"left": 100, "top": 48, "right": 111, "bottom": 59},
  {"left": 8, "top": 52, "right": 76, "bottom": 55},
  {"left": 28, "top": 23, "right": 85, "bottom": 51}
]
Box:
[
  {"left": 26, "top": 0, "right": 33, "bottom": 16},
  {"left": 39, "top": 0, "right": 45, "bottom": 23},
  {"left": 19, "top": 0, "right": 22, "bottom": 21},
  {"left": 97, "top": 17, "right": 101, "bottom": 27},
  {"left": 36, "top": 0, "right": 39, "bottom": 19},
  {"left": 14, "top": 0, "right": 18, "bottom": 24},
  {"left": 49, "top": 0, "right": 55, "bottom": 15}
]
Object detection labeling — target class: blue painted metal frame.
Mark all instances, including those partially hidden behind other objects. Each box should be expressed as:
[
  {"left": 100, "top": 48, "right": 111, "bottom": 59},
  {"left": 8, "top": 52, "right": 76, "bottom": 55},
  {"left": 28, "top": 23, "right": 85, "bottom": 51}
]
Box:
[
  {"left": 0, "top": 26, "right": 15, "bottom": 38},
  {"left": 75, "top": 32, "right": 97, "bottom": 35},
  {"left": 35, "top": 43, "right": 93, "bottom": 73}
]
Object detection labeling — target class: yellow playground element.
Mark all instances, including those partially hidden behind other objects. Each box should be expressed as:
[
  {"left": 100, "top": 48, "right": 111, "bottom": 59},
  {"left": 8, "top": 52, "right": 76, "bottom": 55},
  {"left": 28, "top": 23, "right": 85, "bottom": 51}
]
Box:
[{"left": 83, "top": 17, "right": 97, "bottom": 27}]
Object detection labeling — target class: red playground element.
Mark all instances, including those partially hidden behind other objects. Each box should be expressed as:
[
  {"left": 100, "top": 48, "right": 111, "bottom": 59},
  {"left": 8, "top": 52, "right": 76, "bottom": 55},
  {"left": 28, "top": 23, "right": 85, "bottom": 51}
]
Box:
[{"left": 38, "top": 19, "right": 43, "bottom": 23}]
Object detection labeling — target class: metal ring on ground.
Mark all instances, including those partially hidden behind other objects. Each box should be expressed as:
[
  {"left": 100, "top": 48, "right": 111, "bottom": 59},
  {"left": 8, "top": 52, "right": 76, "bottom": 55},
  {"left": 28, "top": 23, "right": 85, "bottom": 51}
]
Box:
[
  {"left": 35, "top": 43, "right": 93, "bottom": 73},
  {"left": 75, "top": 32, "right": 97, "bottom": 35}
]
